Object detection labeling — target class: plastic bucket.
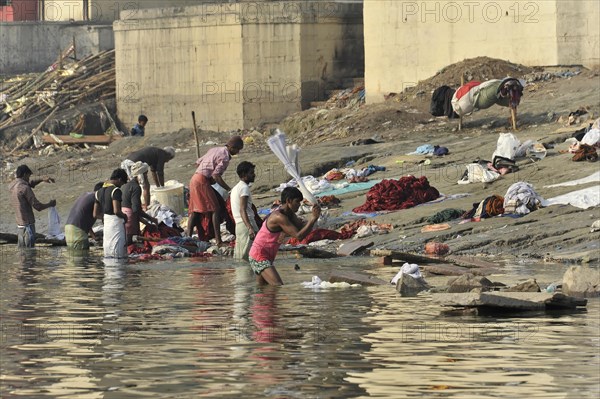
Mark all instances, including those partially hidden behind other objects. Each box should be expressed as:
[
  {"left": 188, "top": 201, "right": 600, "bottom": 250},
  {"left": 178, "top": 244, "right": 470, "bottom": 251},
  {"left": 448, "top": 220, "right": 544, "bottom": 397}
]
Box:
[{"left": 153, "top": 183, "right": 185, "bottom": 216}]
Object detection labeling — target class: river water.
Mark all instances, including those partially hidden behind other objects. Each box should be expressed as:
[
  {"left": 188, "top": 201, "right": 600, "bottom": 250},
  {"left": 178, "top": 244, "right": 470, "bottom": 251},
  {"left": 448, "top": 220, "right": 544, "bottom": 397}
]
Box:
[{"left": 1, "top": 247, "right": 598, "bottom": 398}]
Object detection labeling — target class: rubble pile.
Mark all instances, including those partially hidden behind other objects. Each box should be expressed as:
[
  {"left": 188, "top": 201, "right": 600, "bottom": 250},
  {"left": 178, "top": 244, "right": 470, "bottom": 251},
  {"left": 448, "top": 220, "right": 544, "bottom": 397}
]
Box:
[
  {"left": 322, "top": 85, "right": 365, "bottom": 109},
  {"left": 0, "top": 48, "right": 115, "bottom": 131}
]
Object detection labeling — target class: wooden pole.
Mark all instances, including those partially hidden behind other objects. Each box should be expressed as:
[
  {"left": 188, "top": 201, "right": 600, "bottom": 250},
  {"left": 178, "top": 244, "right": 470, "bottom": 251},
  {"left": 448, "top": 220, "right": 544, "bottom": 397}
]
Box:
[
  {"left": 9, "top": 107, "right": 59, "bottom": 155},
  {"left": 511, "top": 107, "right": 518, "bottom": 131},
  {"left": 192, "top": 111, "right": 201, "bottom": 159},
  {"left": 72, "top": 35, "right": 77, "bottom": 61},
  {"left": 458, "top": 75, "right": 465, "bottom": 131}
]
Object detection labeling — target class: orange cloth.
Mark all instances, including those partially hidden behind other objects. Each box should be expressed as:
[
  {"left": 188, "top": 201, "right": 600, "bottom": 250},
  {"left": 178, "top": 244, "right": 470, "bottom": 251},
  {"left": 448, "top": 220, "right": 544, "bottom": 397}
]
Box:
[
  {"left": 572, "top": 144, "right": 598, "bottom": 162},
  {"left": 188, "top": 173, "right": 219, "bottom": 213},
  {"left": 421, "top": 223, "right": 451, "bottom": 233},
  {"left": 485, "top": 195, "right": 505, "bottom": 217},
  {"left": 424, "top": 242, "right": 450, "bottom": 255}
]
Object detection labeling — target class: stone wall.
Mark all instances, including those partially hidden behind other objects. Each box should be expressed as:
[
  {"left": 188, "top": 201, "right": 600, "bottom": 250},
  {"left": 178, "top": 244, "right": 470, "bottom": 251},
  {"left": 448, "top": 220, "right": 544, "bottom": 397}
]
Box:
[
  {"left": 0, "top": 22, "right": 113, "bottom": 73},
  {"left": 364, "top": 0, "right": 600, "bottom": 103},
  {"left": 42, "top": 1, "right": 227, "bottom": 22},
  {"left": 114, "top": 1, "right": 364, "bottom": 133},
  {"left": 555, "top": 0, "right": 600, "bottom": 66}
]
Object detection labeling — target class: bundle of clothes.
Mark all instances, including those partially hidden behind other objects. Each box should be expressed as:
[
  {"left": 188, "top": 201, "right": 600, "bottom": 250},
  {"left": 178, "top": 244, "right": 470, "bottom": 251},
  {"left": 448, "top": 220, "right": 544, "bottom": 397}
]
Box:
[
  {"left": 566, "top": 119, "right": 600, "bottom": 162},
  {"left": 127, "top": 223, "right": 214, "bottom": 260},
  {"left": 461, "top": 181, "right": 544, "bottom": 221}
]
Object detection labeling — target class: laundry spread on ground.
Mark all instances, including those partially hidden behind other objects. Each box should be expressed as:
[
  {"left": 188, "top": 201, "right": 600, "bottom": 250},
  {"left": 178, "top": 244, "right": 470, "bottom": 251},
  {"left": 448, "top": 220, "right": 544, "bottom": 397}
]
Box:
[
  {"left": 352, "top": 176, "right": 440, "bottom": 213},
  {"left": 542, "top": 186, "right": 600, "bottom": 210}
]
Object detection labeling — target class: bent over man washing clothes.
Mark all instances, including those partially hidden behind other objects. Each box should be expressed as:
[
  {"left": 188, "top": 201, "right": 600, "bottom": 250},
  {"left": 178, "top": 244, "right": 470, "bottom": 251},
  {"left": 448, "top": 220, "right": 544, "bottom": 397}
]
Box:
[
  {"left": 65, "top": 182, "right": 104, "bottom": 250},
  {"left": 125, "top": 146, "right": 176, "bottom": 207},
  {"left": 187, "top": 136, "right": 244, "bottom": 245}
]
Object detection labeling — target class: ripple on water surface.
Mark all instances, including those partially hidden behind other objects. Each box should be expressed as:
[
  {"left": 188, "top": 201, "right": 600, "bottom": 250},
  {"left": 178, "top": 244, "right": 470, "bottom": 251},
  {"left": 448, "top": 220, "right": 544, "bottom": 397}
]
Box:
[{"left": 0, "top": 248, "right": 598, "bottom": 398}]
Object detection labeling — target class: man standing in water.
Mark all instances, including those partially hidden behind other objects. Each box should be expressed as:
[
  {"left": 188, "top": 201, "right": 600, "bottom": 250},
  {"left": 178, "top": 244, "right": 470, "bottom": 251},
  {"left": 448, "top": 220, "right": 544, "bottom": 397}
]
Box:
[
  {"left": 249, "top": 187, "right": 320, "bottom": 285},
  {"left": 8, "top": 165, "right": 57, "bottom": 248},
  {"left": 231, "top": 161, "right": 259, "bottom": 261},
  {"left": 93, "top": 168, "right": 129, "bottom": 258}
]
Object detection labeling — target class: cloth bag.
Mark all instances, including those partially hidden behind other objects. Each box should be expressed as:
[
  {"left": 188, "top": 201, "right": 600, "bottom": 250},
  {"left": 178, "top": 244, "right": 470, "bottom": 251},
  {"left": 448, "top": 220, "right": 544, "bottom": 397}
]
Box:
[{"left": 47, "top": 207, "right": 63, "bottom": 239}]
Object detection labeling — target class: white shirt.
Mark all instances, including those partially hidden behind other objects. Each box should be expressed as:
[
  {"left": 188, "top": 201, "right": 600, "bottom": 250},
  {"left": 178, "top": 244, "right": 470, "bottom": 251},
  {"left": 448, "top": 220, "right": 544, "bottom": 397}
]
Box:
[{"left": 230, "top": 181, "right": 258, "bottom": 231}]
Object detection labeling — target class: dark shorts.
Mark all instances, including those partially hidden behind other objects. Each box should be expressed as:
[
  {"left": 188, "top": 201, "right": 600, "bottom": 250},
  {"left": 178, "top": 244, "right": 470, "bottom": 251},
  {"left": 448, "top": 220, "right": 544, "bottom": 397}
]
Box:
[{"left": 248, "top": 256, "right": 273, "bottom": 275}]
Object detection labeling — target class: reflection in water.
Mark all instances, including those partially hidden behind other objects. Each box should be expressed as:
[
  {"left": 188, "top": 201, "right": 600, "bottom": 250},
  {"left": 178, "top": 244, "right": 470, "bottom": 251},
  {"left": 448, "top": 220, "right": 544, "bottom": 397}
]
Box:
[
  {"left": 250, "top": 286, "right": 278, "bottom": 343},
  {"left": 0, "top": 250, "right": 598, "bottom": 398}
]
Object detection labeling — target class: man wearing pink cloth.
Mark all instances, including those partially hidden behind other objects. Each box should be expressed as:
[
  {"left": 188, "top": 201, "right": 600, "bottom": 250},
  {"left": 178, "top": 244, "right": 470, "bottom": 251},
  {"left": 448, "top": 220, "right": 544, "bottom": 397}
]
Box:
[
  {"left": 249, "top": 187, "right": 321, "bottom": 285},
  {"left": 187, "top": 136, "right": 244, "bottom": 245}
]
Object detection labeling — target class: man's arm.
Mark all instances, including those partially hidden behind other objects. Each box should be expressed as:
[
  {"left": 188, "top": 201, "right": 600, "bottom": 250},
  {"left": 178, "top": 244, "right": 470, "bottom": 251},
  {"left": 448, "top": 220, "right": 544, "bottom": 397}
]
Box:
[
  {"left": 239, "top": 195, "right": 256, "bottom": 238},
  {"left": 213, "top": 175, "right": 231, "bottom": 192},
  {"left": 140, "top": 211, "right": 158, "bottom": 226},
  {"left": 113, "top": 200, "right": 128, "bottom": 223},
  {"left": 157, "top": 171, "right": 165, "bottom": 187},
  {"left": 150, "top": 170, "right": 161, "bottom": 187},
  {"left": 272, "top": 206, "right": 320, "bottom": 241},
  {"left": 156, "top": 159, "right": 166, "bottom": 187},
  {"left": 93, "top": 202, "right": 100, "bottom": 220},
  {"left": 29, "top": 176, "right": 55, "bottom": 188},
  {"left": 26, "top": 187, "right": 55, "bottom": 211},
  {"left": 289, "top": 212, "right": 307, "bottom": 230}
]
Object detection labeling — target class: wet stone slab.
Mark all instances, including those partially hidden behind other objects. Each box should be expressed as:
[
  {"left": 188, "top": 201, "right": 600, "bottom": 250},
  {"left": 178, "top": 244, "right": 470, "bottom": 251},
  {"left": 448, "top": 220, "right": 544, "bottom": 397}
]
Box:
[
  {"left": 433, "top": 291, "right": 587, "bottom": 311},
  {"left": 329, "top": 271, "right": 388, "bottom": 286}
]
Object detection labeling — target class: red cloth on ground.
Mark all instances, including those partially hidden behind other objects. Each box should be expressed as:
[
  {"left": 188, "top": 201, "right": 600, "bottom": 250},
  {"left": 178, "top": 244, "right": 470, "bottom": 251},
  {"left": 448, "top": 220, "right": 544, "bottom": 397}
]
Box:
[
  {"left": 287, "top": 228, "right": 342, "bottom": 245},
  {"left": 318, "top": 195, "right": 341, "bottom": 207},
  {"left": 141, "top": 223, "right": 183, "bottom": 252},
  {"left": 352, "top": 177, "right": 440, "bottom": 213},
  {"left": 127, "top": 244, "right": 148, "bottom": 255},
  {"left": 324, "top": 170, "right": 344, "bottom": 181},
  {"left": 339, "top": 219, "right": 369, "bottom": 239}
]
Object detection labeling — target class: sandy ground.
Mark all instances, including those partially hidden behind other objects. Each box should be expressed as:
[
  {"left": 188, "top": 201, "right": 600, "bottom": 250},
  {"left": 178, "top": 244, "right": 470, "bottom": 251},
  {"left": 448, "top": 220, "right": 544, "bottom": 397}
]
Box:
[{"left": 1, "top": 62, "right": 599, "bottom": 264}]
